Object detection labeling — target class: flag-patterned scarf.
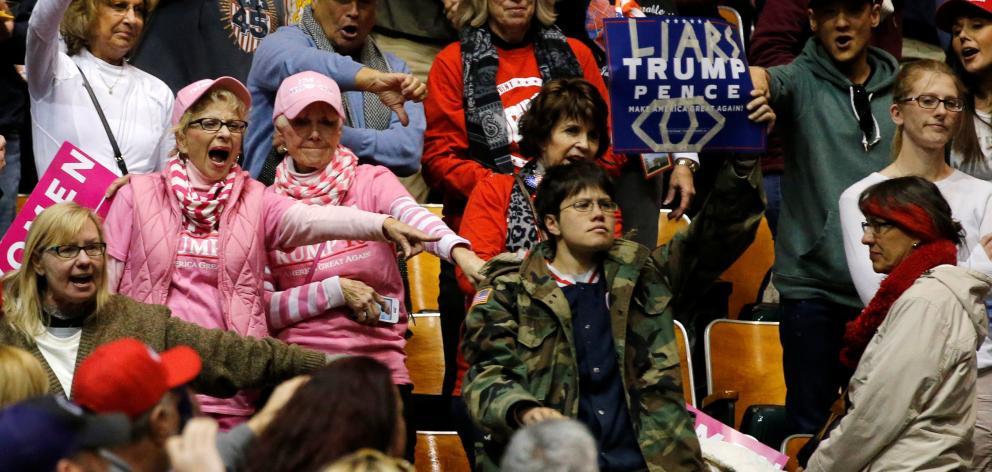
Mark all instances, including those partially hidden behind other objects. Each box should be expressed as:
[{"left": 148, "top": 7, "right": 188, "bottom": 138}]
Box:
[
  {"left": 168, "top": 156, "right": 237, "bottom": 236},
  {"left": 272, "top": 145, "right": 357, "bottom": 206}
]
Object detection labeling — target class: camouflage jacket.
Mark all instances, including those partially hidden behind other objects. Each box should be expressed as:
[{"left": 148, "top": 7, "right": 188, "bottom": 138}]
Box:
[{"left": 461, "top": 159, "right": 764, "bottom": 471}]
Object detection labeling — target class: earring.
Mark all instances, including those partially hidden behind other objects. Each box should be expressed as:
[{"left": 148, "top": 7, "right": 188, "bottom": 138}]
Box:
[
  {"left": 912, "top": 241, "right": 920, "bottom": 248},
  {"left": 277, "top": 145, "right": 288, "bottom": 155}
]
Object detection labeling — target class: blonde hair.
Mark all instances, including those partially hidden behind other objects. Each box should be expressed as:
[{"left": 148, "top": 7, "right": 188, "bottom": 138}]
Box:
[
  {"left": 891, "top": 59, "right": 968, "bottom": 160},
  {"left": 175, "top": 88, "right": 249, "bottom": 135},
  {"left": 454, "top": 0, "right": 556, "bottom": 30},
  {"left": 59, "top": 0, "right": 151, "bottom": 56},
  {"left": 1, "top": 203, "right": 110, "bottom": 342},
  {"left": 0, "top": 346, "right": 49, "bottom": 408},
  {"left": 321, "top": 449, "right": 414, "bottom": 472}
]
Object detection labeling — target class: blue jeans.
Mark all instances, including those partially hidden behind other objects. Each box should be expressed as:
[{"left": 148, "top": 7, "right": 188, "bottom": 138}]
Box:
[
  {"left": 763, "top": 173, "right": 781, "bottom": 238},
  {"left": 779, "top": 298, "right": 859, "bottom": 434},
  {"left": 0, "top": 133, "right": 21, "bottom": 237}
]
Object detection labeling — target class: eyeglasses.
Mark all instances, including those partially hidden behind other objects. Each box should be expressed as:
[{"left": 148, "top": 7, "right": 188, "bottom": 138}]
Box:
[
  {"left": 900, "top": 95, "right": 965, "bottom": 112},
  {"left": 46, "top": 243, "right": 107, "bottom": 259},
  {"left": 860, "top": 220, "right": 895, "bottom": 236},
  {"left": 188, "top": 118, "right": 248, "bottom": 134},
  {"left": 561, "top": 198, "right": 619, "bottom": 213}
]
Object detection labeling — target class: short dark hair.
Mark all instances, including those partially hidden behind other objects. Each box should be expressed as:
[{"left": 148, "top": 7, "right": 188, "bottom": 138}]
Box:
[
  {"left": 244, "top": 357, "right": 399, "bottom": 472},
  {"left": 809, "top": 0, "right": 877, "bottom": 11},
  {"left": 534, "top": 160, "right": 615, "bottom": 245},
  {"left": 858, "top": 176, "right": 964, "bottom": 246},
  {"left": 518, "top": 78, "right": 610, "bottom": 161}
]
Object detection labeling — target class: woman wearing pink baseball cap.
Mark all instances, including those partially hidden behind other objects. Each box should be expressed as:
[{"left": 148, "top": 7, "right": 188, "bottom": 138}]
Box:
[
  {"left": 938, "top": 0, "right": 992, "bottom": 466},
  {"left": 101, "top": 76, "right": 438, "bottom": 427},
  {"left": 261, "top": 71, "right": 484, "bottom": 457}
]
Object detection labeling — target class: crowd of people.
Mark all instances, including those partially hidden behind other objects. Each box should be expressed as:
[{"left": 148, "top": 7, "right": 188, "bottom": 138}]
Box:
[{"left": 2, "top": 0, "right": 992, "bottom": 470}]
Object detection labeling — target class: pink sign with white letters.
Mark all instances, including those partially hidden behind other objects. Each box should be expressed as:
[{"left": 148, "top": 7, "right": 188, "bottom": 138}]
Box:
[
  {"left": 688, "top": 404, "right": 789, "bottom": 468},
  {"left": 0, "top": 142, "right": 118, "bottom": 274}
]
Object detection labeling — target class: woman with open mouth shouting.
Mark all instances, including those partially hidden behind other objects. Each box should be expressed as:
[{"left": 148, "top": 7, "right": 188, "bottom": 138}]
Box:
[
  {"left": 0, "top": 202, "right": 330, "bottom": 414},
  {"left": 937, "top": 1, "right": 992, "bottom": 466},
  {"left": 101, "top": 77, "right": 438, "bottom": 428},
  {"left": 941, "top": 0, "right": 992, "bottom": 181}
]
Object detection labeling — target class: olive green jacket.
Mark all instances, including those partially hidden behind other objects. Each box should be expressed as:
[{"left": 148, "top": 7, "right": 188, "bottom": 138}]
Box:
[
  {"left": 0, "top": 294, "right": 326, "bottom": 398},
  {"left": 461, "top": 159, "right": 764, "bottom": 471}
]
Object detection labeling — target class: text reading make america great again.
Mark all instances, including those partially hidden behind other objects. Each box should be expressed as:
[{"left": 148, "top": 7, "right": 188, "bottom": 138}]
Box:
[{"left": 604, "top": 16, "right": 765, "bottom": 154}]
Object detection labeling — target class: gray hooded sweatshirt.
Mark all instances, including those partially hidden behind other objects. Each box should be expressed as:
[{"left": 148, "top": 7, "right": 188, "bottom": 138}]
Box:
[{"left": 768, "top": 38, "right": 899, "bottom": 308}]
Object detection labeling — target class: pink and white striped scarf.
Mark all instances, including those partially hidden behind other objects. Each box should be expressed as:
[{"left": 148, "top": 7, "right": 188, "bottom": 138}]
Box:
[
  {"left": 168, "top": 156, "right": 237, "bottom": 236},
  {"left": 272, "top": 145, "right": 357, "bottom": 206}
]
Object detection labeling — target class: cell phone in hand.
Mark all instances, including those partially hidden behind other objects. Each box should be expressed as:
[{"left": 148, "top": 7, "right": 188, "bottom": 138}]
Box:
[{"left": 378, "top": 296, "right": 400, "bottom": 324}]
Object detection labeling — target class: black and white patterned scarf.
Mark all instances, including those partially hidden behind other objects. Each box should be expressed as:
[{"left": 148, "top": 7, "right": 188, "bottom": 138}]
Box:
[
  {"left": 506, "top": 160, "right": 544, "bottom": 253},
  {"left": 461, "top": 24, "right": 582, "bottom": 174},
  {"left": 299, "top": 5, "right": 392, "bottom": 131}
]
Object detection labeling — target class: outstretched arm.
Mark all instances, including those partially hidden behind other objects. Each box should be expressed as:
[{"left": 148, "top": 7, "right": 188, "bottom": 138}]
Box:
[
  {"left": 25, "top": 0, "right": 70, "bottom": 99},
  {"left": 654, "top": 156, "right": 764, "bottom": 310}
]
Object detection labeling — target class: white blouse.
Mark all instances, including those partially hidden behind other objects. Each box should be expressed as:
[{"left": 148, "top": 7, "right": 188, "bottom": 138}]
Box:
[{"left": 26, "top": 0, "right": 174, "bottom": 177}]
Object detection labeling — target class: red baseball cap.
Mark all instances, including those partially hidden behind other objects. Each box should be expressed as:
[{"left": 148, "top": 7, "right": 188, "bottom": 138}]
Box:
[
  {"left": 172, "top": 76, "right": 252, "bottom": 126},
  {"left": 273, "top": 71, "right": 344, "bottom": 121},
  {"left": 72, "top": 338, "right": 202, "bottom": 418},
  {"left": 937, "top": 0, "right": 992, "bottom": 32}
]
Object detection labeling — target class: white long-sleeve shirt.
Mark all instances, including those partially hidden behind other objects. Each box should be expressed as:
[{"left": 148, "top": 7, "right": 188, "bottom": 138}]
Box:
[{"left": 26, "top": 0, "right": 174, "bottom": 176}]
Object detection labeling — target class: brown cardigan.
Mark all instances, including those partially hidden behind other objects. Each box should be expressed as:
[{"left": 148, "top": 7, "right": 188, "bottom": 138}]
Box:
[{"left": 0, "top": 294, "right": 326, "bottom": 398}]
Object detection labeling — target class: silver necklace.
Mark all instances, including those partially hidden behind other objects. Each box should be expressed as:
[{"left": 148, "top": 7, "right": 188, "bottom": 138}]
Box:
[{"left": 97, "top": 60, "right": 126, "bottom": 95}]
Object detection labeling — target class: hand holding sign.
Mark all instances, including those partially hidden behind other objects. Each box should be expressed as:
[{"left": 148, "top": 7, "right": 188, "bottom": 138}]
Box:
[
  {"left": 0, "top": 142, "right": 117, "bottom": 274},
  {"left": 746, "top": 66, "right": 775, "bottom": 132},
  {"left": 747, "top": 88, "right": 776, "bottom": 133}
]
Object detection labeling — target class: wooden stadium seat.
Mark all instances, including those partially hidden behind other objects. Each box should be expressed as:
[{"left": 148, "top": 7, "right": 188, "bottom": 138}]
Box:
[
  {"left": 405, "top": 311, "right": 445, "bottom": 395},
  {"left": 406, "top": 204, "right": 443, "bottom": 313},
  {"left": 15, "top": 194, "right": 27, "bottom": 215},
  {"left": 415, "top": 431, "right": 471, "bottom": 472},
  {"left": 673, "top": 319, "right": 696, "bottom": 406},
  {"left": 656, "top": 209, "right": 691, "bottom": 247},
  {"left": 718, "top": 5, "right": 747, "bottom": 54},
  {"left": 702, "top": 319, "right": 785, "bottom": 429},
  {"left": 658, "top": 212, "right": 775, "bottom": 320},
  {"left": 721, "top": 217, "right": 775, "bottom": 319},
  {"left": 781, "top": 434, "right": 813, "bottom": 472}
]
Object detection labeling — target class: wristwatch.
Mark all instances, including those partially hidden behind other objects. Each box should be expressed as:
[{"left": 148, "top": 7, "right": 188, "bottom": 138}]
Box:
[{"left": 674, "top": 158, "right": 699, "bottom": 173}]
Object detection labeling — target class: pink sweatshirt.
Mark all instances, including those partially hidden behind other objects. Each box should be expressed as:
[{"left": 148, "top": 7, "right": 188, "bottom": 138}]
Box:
[{"left": 265, "top": 164, "right": 467, "bottom": 385}]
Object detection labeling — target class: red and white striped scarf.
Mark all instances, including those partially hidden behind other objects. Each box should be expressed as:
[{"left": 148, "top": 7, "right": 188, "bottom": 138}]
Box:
[
  {"left": 168, "top": 156, "right": 237, "bottom": 236},
  {"left": 272, "top": 145, "right": 357, "bottom": 206}
]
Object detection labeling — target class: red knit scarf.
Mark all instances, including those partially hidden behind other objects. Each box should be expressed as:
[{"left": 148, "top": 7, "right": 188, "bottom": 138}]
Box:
[
  {"left": 839, "top": 239, "right": 957, "bottom": 369},
  {"left": 272, "top": 145, "right": 357, "bottom": 206},
  {"left": 168, "top": 156, "right": 237, "bottom": 236}
]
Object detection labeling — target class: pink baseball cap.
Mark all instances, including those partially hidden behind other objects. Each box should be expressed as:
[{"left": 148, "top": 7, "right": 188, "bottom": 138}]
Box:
[
  {"left": 273, "top": 71, "right": 344, "bottom": 122},
  {"left": 937, "top": 0, "right": 992, "bottom": 32},
  {"left": 172, "top": 76, "right": 251, "bottom": 126}
]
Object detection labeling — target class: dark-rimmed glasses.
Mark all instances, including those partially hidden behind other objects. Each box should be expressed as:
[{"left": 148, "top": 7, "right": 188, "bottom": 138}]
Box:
[
  {"left": 900, "top": 95, "right": 965, "bottom": 112},
  {"left": 46, "top": 243, "right": 107, "bottom": 259},
  {"left": 860, "top": 220, "right": 895, "bottom": 236},
  {"left": 188, "top": 118, "right": 248, "bottom": 134}
]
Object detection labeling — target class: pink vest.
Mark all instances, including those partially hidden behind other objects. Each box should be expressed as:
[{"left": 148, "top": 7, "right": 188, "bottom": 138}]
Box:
[{"left": 116, "top": 171, "right": 270, "bottom": 338}]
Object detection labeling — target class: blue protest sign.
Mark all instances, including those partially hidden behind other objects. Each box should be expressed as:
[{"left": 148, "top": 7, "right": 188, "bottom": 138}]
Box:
[{"left": 604, "top": 16, "right": 766, "bottom": 153}]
